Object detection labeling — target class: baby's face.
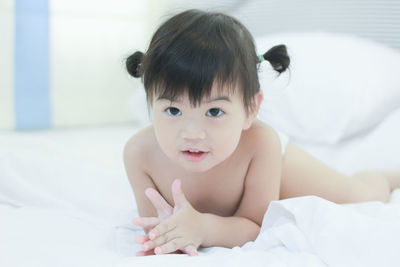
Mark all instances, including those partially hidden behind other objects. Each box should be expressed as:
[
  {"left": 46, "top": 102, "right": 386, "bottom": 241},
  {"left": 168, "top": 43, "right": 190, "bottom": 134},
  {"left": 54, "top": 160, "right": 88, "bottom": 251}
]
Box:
[{"left": 152, "top": 86, "right": 254, "bottom": 173}]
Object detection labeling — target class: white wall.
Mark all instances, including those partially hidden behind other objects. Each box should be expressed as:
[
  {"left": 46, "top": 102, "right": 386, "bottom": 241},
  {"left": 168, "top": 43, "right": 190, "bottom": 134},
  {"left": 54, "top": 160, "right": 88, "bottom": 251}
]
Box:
[
  {"left": 49, "top": 0, "right": 169, "bottom": 128},
  {"left": 0, "top": 0, "right": 15, "bottom": 129},
  {"left": 0, "top": 0, "right": 170, "bottom": 130}
]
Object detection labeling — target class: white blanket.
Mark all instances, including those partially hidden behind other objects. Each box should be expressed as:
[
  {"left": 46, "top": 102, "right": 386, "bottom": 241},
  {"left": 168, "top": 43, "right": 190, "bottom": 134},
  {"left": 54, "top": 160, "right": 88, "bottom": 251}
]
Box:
[
  {"left": 2, "top": 193, "right": 400, "bottom": 267},
  {"left": 1, "top": 123, "right": 399, "bottom": 267},
  {"left": 240, "top": 193, "right": 400, "bottom": 267}
]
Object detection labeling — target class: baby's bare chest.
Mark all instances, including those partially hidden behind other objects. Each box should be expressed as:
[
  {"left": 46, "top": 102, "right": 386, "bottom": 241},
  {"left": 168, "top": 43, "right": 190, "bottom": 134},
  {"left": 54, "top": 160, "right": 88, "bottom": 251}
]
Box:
[{"left": 148, "top": 158, "right": 251, "bottom": 217}]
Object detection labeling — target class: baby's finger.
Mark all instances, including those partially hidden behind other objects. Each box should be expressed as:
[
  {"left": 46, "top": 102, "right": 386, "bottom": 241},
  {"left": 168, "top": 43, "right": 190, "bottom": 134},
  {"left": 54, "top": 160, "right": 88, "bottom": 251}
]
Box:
[
  {"left": 135, "top": 234, "right": 150, "bottom": 244},
  {"left": 148, "top": 217, "right": 177, "bottom": 241},
  {"left": 132, "top": 217, "right": 161, "bottom": 229},
  {"left": 143, "top": 226, "right": 177, "bottom": 252},
  {"left": 154, "top": 236, "right": 186, "bottom": 255},
  {"left": 183, "top": 244, "right": 198, "bottom": 256},
  {"left": 145, "top": 188, "right": 173, "bottom": 218}
]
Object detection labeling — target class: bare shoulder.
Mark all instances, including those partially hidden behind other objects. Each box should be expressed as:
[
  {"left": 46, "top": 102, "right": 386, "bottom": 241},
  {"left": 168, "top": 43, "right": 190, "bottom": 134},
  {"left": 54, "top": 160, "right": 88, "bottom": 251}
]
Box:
[
  {"left": 123, "top": 125, "right": 155, "bottom": 167},
  {"left": 241, "top": 119, "right": 282, "bottom": 156}
]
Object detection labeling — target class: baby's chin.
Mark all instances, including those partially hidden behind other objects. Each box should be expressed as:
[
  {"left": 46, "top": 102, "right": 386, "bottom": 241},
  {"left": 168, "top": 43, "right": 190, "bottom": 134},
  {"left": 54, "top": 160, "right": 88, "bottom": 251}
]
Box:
[
  {"left": 182, "top": 164, "right": 214, "bottom": 173},
  {"left": 179, "top": 160, "right": 216, "bottom": 173},
  {"left": 178, "top": 156, "right": 227, "bottom": 174}
]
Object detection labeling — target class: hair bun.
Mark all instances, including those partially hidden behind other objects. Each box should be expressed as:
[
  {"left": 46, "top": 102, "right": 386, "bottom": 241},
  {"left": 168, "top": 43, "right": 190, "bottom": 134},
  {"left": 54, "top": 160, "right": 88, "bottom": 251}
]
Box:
[
  {"left": 126, "top": 51, "right": 144, "bottom": 78},
  {"left": 261, "top": 45, "right": 290, "bottom": 74}
]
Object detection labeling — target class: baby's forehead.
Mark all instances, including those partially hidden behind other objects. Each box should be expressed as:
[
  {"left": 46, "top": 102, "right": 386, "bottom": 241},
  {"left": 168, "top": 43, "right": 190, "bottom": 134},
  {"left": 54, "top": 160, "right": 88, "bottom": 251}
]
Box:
[{"left": 156, "top": 84, "right": 240, "bottom": 101}]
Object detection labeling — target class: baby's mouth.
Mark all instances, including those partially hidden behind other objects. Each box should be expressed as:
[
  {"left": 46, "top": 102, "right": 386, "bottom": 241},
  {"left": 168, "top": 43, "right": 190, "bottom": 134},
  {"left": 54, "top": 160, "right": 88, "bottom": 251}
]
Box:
[
  {"left": 181, "top": 150, "right": 209, "bottom": 162},
  {"left": 183, "top": 150, "right": 206, "bottom": 156},
  {"left": 186, "top": 150, "right": 204, "bottom": 154}
]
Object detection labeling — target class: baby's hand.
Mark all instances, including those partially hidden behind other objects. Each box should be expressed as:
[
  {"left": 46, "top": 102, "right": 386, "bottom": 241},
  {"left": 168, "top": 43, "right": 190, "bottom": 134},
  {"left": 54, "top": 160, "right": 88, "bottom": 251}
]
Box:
[
  {"left": 132, "top": 187, "right": 173, "bottom": 233},
  {"left": 142, "top": 179, "right": 203, "bottom": 256},
  {"left": 132, "top": 184, "right": 194, "bottom": 256},
  {"left": 135, "top": 233, "right": 184, "bottom": 256}
]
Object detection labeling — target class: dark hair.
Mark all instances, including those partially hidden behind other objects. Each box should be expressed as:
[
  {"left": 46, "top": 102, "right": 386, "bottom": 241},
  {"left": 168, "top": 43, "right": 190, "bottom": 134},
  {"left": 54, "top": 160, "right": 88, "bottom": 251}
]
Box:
[{"left": 126, "top": 9, "right": 290, "bottom": 115}]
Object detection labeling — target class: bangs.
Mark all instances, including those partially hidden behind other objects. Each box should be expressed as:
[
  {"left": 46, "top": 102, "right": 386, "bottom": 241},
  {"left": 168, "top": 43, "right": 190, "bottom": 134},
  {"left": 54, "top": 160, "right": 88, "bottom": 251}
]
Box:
[
  {"left": 142, "top": 12, "right": 245, "bottom": 107},
  {"left": 149, "top": 47, "right": 240, "bottom": 106}
]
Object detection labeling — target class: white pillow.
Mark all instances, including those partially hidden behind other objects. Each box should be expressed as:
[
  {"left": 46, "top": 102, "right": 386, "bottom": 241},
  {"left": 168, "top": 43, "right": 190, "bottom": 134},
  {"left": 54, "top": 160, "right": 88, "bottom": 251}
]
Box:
[
  {"left": 291, "top": 106, "right": 400, "bottom": 176},
  {"left": 256, "top": 31, "right": 400, "bottom": 145}
]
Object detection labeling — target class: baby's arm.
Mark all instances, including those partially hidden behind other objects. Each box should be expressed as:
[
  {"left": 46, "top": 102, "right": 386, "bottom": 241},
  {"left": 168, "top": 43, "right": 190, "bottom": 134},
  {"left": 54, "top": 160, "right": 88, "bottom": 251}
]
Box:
[
  {"left": 202, "top": 129, "right": 282, "bottom": 248},
  {"left": 123, "top": 137, "right": 159, "bottom": 232},
  {"left": 123, "top": 137, "right": 186, "bottom": 255}
]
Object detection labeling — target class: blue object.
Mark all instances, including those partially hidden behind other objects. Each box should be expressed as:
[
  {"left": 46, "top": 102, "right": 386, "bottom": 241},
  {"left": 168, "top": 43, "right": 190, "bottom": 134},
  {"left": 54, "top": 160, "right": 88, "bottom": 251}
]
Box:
[{"left": 14, "top": 0, "right": 51, "bottom": 130}]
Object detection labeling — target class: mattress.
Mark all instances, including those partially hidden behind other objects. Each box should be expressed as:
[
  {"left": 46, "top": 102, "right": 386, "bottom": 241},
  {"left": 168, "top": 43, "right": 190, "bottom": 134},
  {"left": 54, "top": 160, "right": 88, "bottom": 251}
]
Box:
[{"left": 1, "top": 122, "right": 400, "bottom": 267}]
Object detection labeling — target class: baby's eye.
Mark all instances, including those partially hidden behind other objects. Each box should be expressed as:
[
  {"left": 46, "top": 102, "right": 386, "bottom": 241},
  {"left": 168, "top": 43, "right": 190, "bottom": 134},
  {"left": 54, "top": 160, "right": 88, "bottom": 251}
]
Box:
[
  {"left": 165, "top": 107, "right": 182, "bottom": 117},
  {"left": 206, "top": 108, "right": 224, "bottom": 117}
]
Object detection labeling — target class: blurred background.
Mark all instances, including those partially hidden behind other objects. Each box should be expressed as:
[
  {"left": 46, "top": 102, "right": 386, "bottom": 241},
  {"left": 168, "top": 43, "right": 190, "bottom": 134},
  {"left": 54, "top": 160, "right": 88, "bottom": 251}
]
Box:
[
  {"left": 1, "top": 3, "right": 400, "bottom": 261},
  {"left": 1, "top": 0, "right": 400, "bottom": 131}
]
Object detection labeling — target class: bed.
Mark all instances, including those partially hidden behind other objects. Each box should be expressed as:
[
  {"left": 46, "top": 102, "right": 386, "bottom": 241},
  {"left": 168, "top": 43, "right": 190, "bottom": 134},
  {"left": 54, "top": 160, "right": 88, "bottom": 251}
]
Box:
[
  {"left": 1, "top": 120, "right": 400, "bottom": 267},
  {"left": 2, "top": 1, "right": 400, "bottom": 267}
]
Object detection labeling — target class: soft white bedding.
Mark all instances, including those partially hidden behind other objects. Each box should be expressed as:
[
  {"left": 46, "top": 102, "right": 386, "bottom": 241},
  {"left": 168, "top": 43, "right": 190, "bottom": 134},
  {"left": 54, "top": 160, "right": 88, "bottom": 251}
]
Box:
[{"left": 0, "top": 118, "right": 400, "bottom": 267}]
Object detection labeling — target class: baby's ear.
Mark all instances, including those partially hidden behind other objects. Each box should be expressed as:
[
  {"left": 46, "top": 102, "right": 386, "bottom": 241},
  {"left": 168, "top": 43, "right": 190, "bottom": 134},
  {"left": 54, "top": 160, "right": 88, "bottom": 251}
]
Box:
[
  {"left": 243, "top": 91, "right": 263, "bottom": 130},
  {"left": 253, "top": 90, "right": 264, "bottom": 115}
]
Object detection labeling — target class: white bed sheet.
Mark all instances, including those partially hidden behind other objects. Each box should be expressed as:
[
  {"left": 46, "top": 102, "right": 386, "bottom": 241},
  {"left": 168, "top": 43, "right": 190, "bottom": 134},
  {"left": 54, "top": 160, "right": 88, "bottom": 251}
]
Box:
[{"left": 1, "top": 120, "right": 399, "bottom": 267}]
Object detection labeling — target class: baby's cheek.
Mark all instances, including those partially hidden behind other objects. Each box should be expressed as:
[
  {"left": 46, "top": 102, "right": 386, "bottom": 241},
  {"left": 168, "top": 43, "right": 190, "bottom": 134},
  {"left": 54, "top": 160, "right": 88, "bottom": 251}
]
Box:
[
  {"left": 154, "top": 128, "right": 175, "bottom": 154},
  {"left": 212, "top": 144, "right": 235, "bottom": 166},
  {"left": 220, "top": 132, "right": 241, "bottom": 154}
]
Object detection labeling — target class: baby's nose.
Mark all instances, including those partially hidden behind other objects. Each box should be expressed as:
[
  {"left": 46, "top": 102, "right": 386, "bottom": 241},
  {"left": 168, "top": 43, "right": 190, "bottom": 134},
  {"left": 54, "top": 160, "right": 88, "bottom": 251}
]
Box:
[{"left": 181, "top": 124, "right": 206, "bottom": 140}]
